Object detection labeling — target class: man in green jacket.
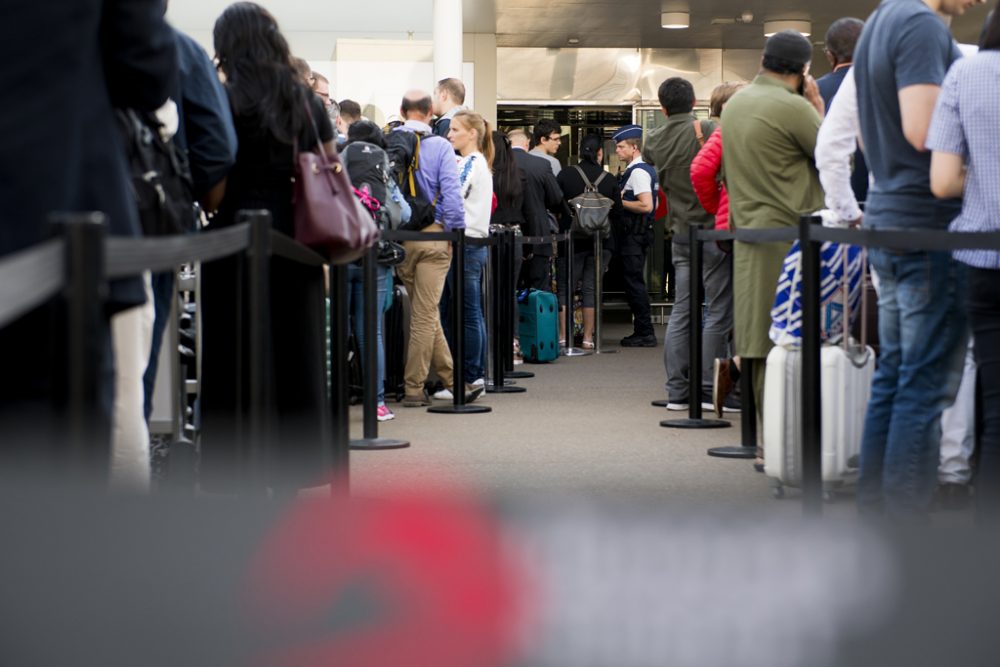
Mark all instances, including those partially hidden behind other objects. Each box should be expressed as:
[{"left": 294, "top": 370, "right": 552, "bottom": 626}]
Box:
[
  {"left": 643, "top": 78, "right": 732, "bottom": 412},
  {"left": 720, "top": 30, "right": 825, "bottom": 459}
]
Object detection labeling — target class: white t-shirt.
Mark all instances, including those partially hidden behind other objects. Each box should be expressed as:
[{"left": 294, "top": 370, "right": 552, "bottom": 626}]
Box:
[
  {"left": 457, "top": 151, "right": 492, "bottom": 238},
  {"left": 622, "top": 156, "right": 652, "bottom": 199}
]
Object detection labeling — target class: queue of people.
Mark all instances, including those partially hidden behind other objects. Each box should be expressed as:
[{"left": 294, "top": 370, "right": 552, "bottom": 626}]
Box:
[{"left": 3, "top": 0, "right": 999, "bottom": 523}]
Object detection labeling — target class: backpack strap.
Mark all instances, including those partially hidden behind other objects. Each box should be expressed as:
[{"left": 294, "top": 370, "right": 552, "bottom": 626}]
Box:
[
  {"left": 692, "top": 119, "right": 705, "bottom": 148},
  {"left": 573, "top": 164, "right": 595, "bottom": 190}
]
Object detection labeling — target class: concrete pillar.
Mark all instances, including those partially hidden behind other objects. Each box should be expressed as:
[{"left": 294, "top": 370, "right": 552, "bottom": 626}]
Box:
[{"left": 433, "top": 0, "right": 463, "bottom": 83}]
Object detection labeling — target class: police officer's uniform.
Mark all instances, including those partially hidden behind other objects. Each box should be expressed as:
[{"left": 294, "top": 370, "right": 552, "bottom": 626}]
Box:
[{"left": 613, "top": 125, "right": 658, "bottom": 346}]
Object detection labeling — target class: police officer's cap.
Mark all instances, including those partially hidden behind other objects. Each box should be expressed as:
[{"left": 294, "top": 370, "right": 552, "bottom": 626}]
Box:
[{"left": 613, "top": 124, "right": 643, "bottom": 143}]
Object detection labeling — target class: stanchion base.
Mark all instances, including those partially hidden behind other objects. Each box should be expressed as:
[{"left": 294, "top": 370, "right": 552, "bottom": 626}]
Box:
[
  {"left": 505, "top": 370, "right": 534, "bottom": 379},
  {"left": 562, "top": 347, "right": 593, "bottom": 357},
  {"left": 485, "top": 384, "right": 526, "bottom": 394},
  {"left": 350, "top": 437, "right": 411, "bottom": 451},
  {"left": 427, "top": 404, "right": 493, "bottom": 414},
  {"left": 595, "top": 347, "right": 619, "bottom": 354},
  {"left": 660, "top": 418, "right": 731, "bottom": 429},
  {"left": 707, "top": 446, "right": 756, "bottom": 459},
  {"left": 651, "top": 399, "right": 670, "bottom": 408}
]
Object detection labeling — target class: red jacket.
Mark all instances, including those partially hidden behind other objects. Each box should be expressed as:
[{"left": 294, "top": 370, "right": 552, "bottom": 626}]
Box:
[{"left": 689, "top": 127, "right": 729, "bottom": 231}]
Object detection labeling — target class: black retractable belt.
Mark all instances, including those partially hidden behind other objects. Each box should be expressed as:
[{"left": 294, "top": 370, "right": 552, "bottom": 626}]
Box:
[
  {"left": 351, "top": 243, "right": 410, "bottom": 450},
  {"left": 661, "top": 224, "right": 730, "bottom": 430}
]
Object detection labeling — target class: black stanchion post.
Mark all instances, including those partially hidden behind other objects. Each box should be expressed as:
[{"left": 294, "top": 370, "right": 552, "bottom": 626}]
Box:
[
  {"left": 662, "top": 224, "right": 730, "bottom": 430},
  {"left": 351, "top": 245, "right": 410, "bottom": 450},
  {"left": 488, "top": 229, "right": 525, "bottom": 394},
  {"left": 593, "top": 231, "right": 617, "bottom": 355},
  {"left": 708, "top": 358, "right": 758, "bottom": 458},
  {"left": 244, "top": 210, "right": 273, "bottom": 488},
  {"left": 329, "top": 262, "right": 352, "bottom": 476},
  {"left": 800, "top": 216, "right": 823, "bottom": 516},
  {"left": 506, "top": 231, "right": 535, "bottom": 380},
  {"left": 429, "top": 229, "right": 491, "bottom": 414},
  {"left": 563, "top": 232, "right": 591, "bottom": 357},
  {"left": 59, "top": 212, "right": 108, "bottom": 479}
]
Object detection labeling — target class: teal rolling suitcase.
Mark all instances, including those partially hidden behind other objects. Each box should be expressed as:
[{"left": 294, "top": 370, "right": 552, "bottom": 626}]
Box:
[{"left": 518, "top": 289, "right": 559, "bottom": 363}]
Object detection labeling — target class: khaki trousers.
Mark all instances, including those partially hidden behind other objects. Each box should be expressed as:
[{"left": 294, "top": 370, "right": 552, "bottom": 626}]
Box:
[{"left": 396, "top": 225, "right": 454, "bottom": 395}]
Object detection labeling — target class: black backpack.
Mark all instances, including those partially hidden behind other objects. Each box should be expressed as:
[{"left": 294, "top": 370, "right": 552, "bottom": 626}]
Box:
[
  {"left": 383, "top": 129, "right": 436, "bottom": 230},
  {"left": 341, "top": 141, "right": 390, "bottom": 224},
  {"left": 116, "top": 108, "right": 195, "bottom": 236}
]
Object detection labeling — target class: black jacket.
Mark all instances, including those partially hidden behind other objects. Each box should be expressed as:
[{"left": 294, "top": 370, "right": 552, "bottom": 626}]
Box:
[
  {"left": 0, "top": 0, "right": 177, "bottom": 308},
  {"left": 512, "top": 148, "right": 564, "bottom": 257},
  {"left": 557, "top": 161, "right": 624, "bottom": 251}
]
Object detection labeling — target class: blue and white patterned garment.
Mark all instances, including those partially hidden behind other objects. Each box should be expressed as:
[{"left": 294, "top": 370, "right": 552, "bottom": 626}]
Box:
[
  {"left": 770, "top": 242, "right": 864, "bottom": 349},
  {"left": 927, "top": 51, "right": 1000, "bottom": 269}
]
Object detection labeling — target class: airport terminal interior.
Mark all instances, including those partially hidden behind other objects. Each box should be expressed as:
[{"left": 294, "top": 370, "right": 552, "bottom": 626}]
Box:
[{"left": 3, "top": 1, "right": 1000, "bottom": 665}]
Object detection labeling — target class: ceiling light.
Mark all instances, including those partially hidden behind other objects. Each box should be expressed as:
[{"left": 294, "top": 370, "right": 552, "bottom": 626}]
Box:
[
  {"left": 567, "top": 37, "right": 580, "bottom": 45},
  {"left": 763, "top": 20, "right": 811, "bottom": 37},
  {"left": 661, "top": 12, "right": 690, "bottom": 29}
]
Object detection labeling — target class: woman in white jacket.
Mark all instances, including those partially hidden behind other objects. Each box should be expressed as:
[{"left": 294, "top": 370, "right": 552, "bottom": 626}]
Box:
[{"left": 445, "top": 110, "right": 494, "bottom": 386}]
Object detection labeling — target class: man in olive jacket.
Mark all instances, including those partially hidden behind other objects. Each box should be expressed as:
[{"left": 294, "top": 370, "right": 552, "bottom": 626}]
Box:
[
  {"left": 720, "top": 31, "right": 825, "bottom": 435},
  {"left": 643, "top": 77, "right": 731, "bottom": 411}
]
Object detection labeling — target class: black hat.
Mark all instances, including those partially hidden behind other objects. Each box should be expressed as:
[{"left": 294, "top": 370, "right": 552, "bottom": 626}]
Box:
[{"left": 763, "top": 30, "right": 814, "bottom": 67}]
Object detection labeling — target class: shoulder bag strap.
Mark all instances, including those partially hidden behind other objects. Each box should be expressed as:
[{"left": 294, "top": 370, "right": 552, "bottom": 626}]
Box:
[{"left": 692, "top": 119, "right": 705, "bottom": 148}]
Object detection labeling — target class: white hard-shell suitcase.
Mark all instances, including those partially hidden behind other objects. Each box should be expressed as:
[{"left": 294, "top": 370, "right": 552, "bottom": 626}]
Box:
[
  {"left": 763, "top": 248, "right": 875, "bottom": 500},
  {"left": 762, "top": 343, "right": 875, "bottom": 499}
]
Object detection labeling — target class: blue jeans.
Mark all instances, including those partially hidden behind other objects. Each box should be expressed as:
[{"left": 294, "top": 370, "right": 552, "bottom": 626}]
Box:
[
  {"left": 347, "top": 263, "right": 389, "bottom": 405},
  {"left": 442, "top": 245, "right": 487, "bottom": 384},
  {"left": 858, "top": 249, "right": 968, "bottom": 518}
]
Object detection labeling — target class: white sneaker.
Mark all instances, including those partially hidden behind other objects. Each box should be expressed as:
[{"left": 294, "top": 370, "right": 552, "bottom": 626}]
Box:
[
  {"left": 471, "top": 378, "right": 485, "bottom": 388},
  {"left": 433, "top": 388, "right": 454, "bottom": 400}
]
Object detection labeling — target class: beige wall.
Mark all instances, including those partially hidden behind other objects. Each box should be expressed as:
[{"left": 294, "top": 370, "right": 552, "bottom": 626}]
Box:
[{"left": 464, "top": 33, "right": 498, "bottom": 126}]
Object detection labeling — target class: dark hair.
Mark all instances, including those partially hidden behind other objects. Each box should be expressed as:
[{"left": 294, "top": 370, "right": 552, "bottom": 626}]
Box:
[
  {"left": 492, "top": 130, "right": 523, "bottom": 209},
  {"left": 346, "top": 120, "right": 386, "bottom": 148},
  {"left": 981, "top": 9, "right": 1000, "bottom": 50},
  {"left": 401, "top": 94, "right": 432, "bottom": 117},
  {"left": 339, "top": 99, "right": 362, "bottom": 122},
  {"left": 657, "top": 77, "right": 696, "bottom": 115},
  {"left": 531, "top": 119, "right": 562, "bottom": 148},
  {"left": 579, "top": 134, "right": 603, "bottom": 165},
  {"left": 824, "top": 18, "right": 864, "bottom": 63},
  {"left": 214, "top": 2, "right": 311, "bottom": 144},
  {"left": 762, "top": 54, "right": 807, "bottom": 76},
  {"left": 436, "top": 78, "right": 466, "bottom": 105}
]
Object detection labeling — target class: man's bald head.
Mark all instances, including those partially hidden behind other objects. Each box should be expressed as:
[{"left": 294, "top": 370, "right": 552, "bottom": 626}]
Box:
[{"left": 401, "top": 90, "right": 433, "bottom": 123}]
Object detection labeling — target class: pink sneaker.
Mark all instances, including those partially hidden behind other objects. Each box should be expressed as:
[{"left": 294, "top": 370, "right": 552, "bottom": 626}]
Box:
[{"left": 376, "top": 404, "right": 395, "bottom": 422}]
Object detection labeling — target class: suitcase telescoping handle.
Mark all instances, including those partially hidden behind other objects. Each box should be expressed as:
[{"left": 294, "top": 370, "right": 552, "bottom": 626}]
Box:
[{"left": 841, "top": 246, "right": 870, "bottom": 357}]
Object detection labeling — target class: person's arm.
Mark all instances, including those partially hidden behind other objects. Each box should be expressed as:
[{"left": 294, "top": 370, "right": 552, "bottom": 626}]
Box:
[
  {"left": 435, "top": 144, "right": 466, "bottom": 230},
  {"left": 926, "top": 66, "right": 968, "bottom": 200},
  {"left": 176, "top": 33, "right": 238, "bottom": 207},
  {"left": 101, "top": 0, "right": 177, "bottom": 111},
  {"left": 690, "top": 130, "right": 723, "bottom": 215},
  {"left": 623, "top": 194, "right": 653, "bottom": 215},
  {"left": 895, "top": 14, "right": 955, "bottom": 152},
  {"left": 815, "top": 69, "right": 864, "bottom": 224}
]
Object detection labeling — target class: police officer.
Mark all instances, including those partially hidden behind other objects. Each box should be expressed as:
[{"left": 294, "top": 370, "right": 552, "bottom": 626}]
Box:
[{"left": 613, "top": 125, "right": 658, "bottom": 347}]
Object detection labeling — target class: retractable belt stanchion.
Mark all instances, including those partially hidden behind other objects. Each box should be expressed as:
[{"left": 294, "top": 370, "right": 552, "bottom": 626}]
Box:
[
  {"left": 429, "top": 228, "right": 491, "bottom": 415},
  {"left": 58, "top": 213, "right": 109, "bottom": 479},
  {"left": 244, "top": 211, "right": 274, "bottom": 488},
  {"left": 563, "top": 232, "right": 591, "bottom": 357},
  {"left": 505, "top": 230, "right": 534, "bottom": 380},
  {"left": 662, "top": 224, "right": 730, "bottom": 430},
  {"left": 800, "top": 216, "right": 823, "bottom": 516},
  {"left": 329, "top": 261, "right": 352, "bottom": 477},
  {"left": 707, "top": 358, "right": 757, "bottom": 459},
  {"left": 593, "top": 230, "right": 617, "bottom": 354},
  {"left": 488, "top": 228, "right": 525, "bottom": 394},
  {"left": 351, "top": 244, "right": 410, "bottom": 450}
]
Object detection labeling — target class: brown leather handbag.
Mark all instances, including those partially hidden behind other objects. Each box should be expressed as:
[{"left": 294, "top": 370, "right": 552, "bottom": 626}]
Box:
[{"left": 292, "top": 103, "right": 378, "bottom": 264}]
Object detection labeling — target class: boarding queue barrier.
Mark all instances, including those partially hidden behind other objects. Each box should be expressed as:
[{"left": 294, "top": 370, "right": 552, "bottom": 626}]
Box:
[
  {"left": 0, "top": 210, "right": 353, "bottom": 489},
  {"left": 686, "top": 217, "right": 1000, "bottom": 516},
  {"left": 485, "top": 226, "right": 525, "bottom": 394}
]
